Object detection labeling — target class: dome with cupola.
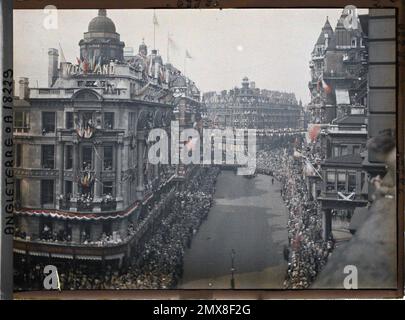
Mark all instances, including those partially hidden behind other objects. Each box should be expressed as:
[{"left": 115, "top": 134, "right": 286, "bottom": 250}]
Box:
[
  {"left": 88, "top": 9, "right": 116, "bottom": 33},
  {"left": 79, "top": 9, "right": 125, "bottom": 64}
]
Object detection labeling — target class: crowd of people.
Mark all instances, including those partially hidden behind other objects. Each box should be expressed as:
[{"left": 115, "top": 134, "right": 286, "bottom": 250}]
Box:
[
  {"left": 15, "top": 132, "right": 336, "bottom": 290},
  {"left": 256, "top": 135, "right": 334, "bottom": 289},
  {"left": 99, "top": 167, "right": 220, "bottom": 289}
]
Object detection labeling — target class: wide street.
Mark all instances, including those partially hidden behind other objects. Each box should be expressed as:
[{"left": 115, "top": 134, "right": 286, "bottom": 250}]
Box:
[{"left": 179, "top": 170, "right": 289, "bottom": 289}]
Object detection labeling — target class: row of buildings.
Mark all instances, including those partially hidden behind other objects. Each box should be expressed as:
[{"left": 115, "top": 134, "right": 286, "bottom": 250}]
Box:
[
  {"left": 304, "top": 9, "right": 396, "bottom": 241},
  {"left": 203, "top": 77, "right": 304, "bottom": 131}
]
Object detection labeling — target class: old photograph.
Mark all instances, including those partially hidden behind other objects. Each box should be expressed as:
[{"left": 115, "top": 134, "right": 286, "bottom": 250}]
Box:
[{"left": 11, "top": 7, "right": 397, "bottom": 293}]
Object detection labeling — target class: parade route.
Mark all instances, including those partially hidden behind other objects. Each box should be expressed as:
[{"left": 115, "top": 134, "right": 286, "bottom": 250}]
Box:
[{"left": 179, "top": 170, "right": 289, "bottom": 289}]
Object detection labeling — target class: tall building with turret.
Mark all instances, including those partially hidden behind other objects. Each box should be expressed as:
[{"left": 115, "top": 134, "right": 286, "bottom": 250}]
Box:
[{"left": 305, "top": 10, "right": 370, "bottom": 240}]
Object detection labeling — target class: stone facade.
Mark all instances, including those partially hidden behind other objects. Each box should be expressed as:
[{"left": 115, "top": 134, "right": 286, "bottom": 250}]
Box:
[
  {"left": 13, "top": 10, "right": 201, "bottom": 262},
  {"left": 203, "top": 77, "right": 303, "bottom": 131},
  {"left": 305, "top": 10, "right": 371, "bottom": 240}
]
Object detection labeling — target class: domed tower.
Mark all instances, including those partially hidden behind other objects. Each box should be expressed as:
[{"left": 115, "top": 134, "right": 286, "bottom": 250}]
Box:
[{"left": 79, "top": 9, "right": 125, "bottom": 65}]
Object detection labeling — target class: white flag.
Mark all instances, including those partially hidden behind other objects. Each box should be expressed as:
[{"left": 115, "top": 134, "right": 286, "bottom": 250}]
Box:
[{"left": 59, "top": 42, "right": 67, "bottom": 63}]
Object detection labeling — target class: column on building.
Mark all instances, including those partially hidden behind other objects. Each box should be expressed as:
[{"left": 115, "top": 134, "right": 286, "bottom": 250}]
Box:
[
  {"left": 93, "top": 141, "right": 102, "bottom": 212},
  {"left": 70, "top": 138, "right": 79, "bottom": 211},
  {"left": 56, "top": 138, "right": 64, "bottom": 209},
  {"left": 136, "top": 132, "right": 145, "bottom": 200},
  {"left": 116, "top": 135, "right": 123, "bottom": 210}
]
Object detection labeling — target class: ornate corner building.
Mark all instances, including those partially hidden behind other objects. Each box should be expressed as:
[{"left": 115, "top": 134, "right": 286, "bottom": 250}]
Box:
[{"left": 13, "top": 10, "right": 202, "bottom": 265}]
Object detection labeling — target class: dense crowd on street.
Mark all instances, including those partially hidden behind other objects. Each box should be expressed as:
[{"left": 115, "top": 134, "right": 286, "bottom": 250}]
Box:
[
  {"left": 256, "top": 135, "right": 334, "bottom": 289},
  {"left": 14, "top": 167, "right": 220, "bottom": 291},
  {"left": 14, "top": 133, "right": 336, "bottom": 290}
]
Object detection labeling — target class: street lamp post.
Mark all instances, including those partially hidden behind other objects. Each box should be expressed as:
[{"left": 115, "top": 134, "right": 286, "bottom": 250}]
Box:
[{"left": 230, "top": 249, "right": 235, "bottom": 289}]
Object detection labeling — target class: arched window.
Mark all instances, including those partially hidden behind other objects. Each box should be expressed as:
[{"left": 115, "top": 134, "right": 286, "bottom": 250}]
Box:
[{"left": 73, "top": 89, "right": 101, "bottom": 101}]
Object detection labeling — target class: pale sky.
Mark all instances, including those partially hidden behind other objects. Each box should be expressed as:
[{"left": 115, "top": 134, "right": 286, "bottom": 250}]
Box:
[{"left": 14, "top": 8, "right": 368, "bottom": 104}]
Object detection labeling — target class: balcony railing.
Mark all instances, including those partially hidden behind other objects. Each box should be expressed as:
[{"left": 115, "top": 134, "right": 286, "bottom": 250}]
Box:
[
  {"left": 319, "top": 191, "right": 368, "bottom": 202},
  {"left": 14, "top": 127, "right": 30, "bottom": 134},
  {"left": 323, "top": 71, "right": 357, "bottom": 79},
  {"left": 58, "top": 197, "right": 117, "bottom": 212},
  {"left": 14, "top": 188, "right": 177, "bottom": 260}
]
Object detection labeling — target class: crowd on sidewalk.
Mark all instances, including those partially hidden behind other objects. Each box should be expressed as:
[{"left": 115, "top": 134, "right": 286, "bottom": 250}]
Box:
[
  {"left": 14, "top": 167, "right": 220, "bottom": 290},
  {"left": 256, "top": 135, "right": 334, "bottom": 289}
]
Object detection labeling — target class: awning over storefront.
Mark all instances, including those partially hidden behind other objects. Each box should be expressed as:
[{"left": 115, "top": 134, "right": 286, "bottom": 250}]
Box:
[{"left": 335, "top": 89, "right": 350, "bottom": 105}]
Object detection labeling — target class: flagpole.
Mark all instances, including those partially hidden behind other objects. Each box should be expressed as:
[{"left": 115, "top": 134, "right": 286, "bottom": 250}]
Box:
[
  {"left": 167, "top": 32, "right": 170, "bottom": 63},
  {"left": 153, "top": 10, "right": 156, "bottom": 50},
  {"left": 184, "top": 54, "right": 186, "bottom": 77}
]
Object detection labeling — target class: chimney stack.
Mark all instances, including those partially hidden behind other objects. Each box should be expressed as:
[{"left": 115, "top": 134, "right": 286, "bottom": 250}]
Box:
[
  {"left": 48, "top": 48, "right": 59, "bottom": 87},
  {"left": 18, "top": 77, "right": 29, "bottom": 100}
]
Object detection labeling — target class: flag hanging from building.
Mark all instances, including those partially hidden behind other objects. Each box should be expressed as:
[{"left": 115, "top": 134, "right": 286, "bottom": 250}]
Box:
[
  {"left": 83, "top": 58, "right": 89, "bottom": 74},
  {"left": 322, "top": 79, "right": 332, "bottom": 94},
  {"left": 308, "top": 124, "right": 321, "bottom": 142},
  {"left": 185, "top": 50, "right": 193, "bottom": 59},
  {"left": 303, "top": 160, "right": 316, "bottom": 177},
  {"left": 303, "top": 159, "right": 323, "bottom": 179}
]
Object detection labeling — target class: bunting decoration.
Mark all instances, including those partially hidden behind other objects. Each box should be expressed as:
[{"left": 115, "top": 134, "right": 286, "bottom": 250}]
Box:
[{"left": 14, "top": 202, "right": 141, "bottom": 221}]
